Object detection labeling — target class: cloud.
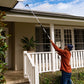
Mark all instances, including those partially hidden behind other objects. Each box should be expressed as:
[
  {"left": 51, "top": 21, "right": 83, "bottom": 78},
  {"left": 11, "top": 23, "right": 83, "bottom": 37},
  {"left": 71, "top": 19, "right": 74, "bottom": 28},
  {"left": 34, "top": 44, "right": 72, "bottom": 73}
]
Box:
[
  {"left": 48, "top": 0, "right": 55, "bottom": 1},
  {"left": 15, "top": 0, "right": 84, "bottom": 16},
  {"left": 56, "top": 3, "right": 70, "bottom": 10},
  {"left": 71, "top": 0, "right": 79, "bottom": 3},
  {"left": 15, "top": 2, "right": 25, "bottom": 9},
  {"left": 30, "top": 3, "right": 53, "bottom": 11}
]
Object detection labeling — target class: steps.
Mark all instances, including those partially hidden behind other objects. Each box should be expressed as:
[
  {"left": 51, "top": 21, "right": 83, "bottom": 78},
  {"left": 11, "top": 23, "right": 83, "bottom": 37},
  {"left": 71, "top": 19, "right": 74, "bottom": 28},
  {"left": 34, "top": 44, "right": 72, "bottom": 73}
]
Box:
[{"left": 5, "top": 70, "right": 30, "bottom": 84}]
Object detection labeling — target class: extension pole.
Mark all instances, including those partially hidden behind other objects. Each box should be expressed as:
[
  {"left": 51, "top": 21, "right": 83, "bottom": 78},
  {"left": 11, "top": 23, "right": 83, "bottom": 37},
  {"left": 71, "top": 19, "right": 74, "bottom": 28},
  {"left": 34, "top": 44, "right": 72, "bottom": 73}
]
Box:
[{"left": 25, "top": 4, "right": 50, "bottom": 40}]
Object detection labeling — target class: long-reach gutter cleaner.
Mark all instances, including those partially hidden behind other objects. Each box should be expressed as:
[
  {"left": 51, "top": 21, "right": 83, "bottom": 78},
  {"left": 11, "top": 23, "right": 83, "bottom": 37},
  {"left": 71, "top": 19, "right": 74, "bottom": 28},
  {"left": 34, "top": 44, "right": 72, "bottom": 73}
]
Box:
[{"left": 17, "top": 0, "right": 50, "bottom": 40}]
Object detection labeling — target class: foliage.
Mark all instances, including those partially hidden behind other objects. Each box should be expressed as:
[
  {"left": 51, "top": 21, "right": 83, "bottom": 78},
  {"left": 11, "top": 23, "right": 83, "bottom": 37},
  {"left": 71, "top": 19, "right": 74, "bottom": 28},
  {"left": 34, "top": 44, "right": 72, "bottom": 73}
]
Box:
[
  {"left": 0, "top": 10, "right": 9, "bottom": 83},
  {"left": 44, "top": 78, "right": 50, "bottom": 84},
  {"left": 40, "top": 68, "right": 84, "bottom": 84},
  {"left": 71, "top": 68, "right": 84, "bottom": 84},
  {"left": 40, "top": 71, "right": 61, "bottom": 84},
  {"left": 21, "top": 36, "right": 36, "bottom": 51}
]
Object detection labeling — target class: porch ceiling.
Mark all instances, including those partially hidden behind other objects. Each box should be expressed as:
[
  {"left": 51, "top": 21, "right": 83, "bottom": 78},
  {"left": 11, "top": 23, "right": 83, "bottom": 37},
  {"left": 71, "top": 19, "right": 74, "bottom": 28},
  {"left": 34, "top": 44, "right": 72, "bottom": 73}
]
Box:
[
  {"left": 4, "top": 12, "right": 84, "bottom": 27},
  {"left": 0, "top": 0, "right": 18, "bottom": 8}
]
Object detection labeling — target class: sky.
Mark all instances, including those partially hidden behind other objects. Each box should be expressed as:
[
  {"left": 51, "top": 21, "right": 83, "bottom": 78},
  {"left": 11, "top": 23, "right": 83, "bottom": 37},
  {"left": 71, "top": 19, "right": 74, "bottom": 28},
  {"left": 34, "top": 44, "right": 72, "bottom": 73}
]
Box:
[{"left": 15, "top": 0, "right": 84, "bottom": 17}]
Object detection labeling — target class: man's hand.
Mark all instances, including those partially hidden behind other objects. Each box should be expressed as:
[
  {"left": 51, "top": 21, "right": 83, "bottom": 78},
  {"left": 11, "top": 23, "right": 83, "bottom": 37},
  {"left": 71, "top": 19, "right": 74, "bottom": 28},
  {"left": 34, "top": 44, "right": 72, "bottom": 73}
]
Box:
[{"left": 50, "top": 40, "right": 53, "bottom": 43}]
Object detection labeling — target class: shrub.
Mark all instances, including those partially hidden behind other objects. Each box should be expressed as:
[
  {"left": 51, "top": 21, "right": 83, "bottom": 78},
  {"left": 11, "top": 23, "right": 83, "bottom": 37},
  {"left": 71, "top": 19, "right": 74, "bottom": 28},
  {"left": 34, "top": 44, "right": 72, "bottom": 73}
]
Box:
[
  {"left": 21, "top": 36, "right": 36, "bottom": 51},
  {"left": 0, "top": 10, "right": 9, "bottom": 83}
]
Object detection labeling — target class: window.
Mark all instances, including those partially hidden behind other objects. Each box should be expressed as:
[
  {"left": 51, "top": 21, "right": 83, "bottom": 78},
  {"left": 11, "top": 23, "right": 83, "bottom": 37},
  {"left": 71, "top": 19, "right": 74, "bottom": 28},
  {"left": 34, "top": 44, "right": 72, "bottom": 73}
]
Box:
[
  {"left": 64, "top": 29, "right": 72, "bottom": 46},
  {"left": 74, "top": 29, "right": 84, "bottom": 50},
  {"left": 35, "top": 27, "right": 50, "bottom": 52},
  {"left": 54, "top": 29, "right": 61, "bottom": 48},
  {"left": 54, "top": 28, "right": 73, "bottom": 49}
]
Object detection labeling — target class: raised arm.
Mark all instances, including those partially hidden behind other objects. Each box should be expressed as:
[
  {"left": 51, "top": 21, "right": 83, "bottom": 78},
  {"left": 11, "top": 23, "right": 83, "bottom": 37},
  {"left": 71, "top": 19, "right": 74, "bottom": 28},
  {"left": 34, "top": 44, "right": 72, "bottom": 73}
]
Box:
[{"left": 50, "top": 40, "right": 65, "bottom": 53}]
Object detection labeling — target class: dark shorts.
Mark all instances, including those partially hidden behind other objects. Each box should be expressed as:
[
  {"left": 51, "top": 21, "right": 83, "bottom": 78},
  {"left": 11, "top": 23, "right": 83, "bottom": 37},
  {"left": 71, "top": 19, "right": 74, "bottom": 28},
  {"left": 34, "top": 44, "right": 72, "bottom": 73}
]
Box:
[{"left": 61, "top": 70, "right": 72, "bottom": 84}]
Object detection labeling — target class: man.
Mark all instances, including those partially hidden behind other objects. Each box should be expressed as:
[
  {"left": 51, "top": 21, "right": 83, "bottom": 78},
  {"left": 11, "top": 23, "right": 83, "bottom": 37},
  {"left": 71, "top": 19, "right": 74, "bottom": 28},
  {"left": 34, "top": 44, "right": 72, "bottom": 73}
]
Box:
[{"left": 50, "top": 40, "right": 73, "bottom": 84}]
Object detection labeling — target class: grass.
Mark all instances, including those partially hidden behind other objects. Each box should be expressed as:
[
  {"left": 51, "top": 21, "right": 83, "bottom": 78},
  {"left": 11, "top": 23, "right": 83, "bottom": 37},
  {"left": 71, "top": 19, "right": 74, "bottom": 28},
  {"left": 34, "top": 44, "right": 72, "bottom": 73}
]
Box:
[{"left": 39, "top": 68, "right": 84, "bottom": 84}]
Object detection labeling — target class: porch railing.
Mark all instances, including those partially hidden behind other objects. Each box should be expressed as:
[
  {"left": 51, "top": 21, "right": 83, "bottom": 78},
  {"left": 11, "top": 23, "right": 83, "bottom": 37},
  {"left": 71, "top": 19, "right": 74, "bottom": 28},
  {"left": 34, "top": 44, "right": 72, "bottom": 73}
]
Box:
[{"left": 23, "top": 50, "right": 84, "bottom": 84}]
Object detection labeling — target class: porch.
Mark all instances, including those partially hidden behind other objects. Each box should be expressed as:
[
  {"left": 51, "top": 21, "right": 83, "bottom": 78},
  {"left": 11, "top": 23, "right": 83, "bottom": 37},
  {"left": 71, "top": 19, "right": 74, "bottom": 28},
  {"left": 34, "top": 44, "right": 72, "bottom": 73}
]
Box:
[
  {"left": 24, "top": 50, "right": 84, "bottom": 84},
  {"left": 5, "top": 21, "right": 84, "bottom": 71},
  {"left": 4, "top": 9, "right": 84, "bottom": 71},
  {"left": 4, "top": 50, "right": 84, "bottom": 84}
]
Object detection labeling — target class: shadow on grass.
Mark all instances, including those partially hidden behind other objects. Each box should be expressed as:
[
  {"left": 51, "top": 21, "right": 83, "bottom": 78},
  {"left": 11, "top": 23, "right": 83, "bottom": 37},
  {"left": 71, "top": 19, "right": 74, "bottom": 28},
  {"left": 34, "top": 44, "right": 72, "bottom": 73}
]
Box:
[{"left": 16, "top": 82, "right": 30, "bottom": 84}]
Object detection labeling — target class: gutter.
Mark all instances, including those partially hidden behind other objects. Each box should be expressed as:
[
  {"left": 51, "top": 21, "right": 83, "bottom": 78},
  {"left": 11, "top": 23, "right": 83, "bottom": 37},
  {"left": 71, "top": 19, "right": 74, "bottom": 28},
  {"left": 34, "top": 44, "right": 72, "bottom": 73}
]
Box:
[{"left": 9, "top": 9, "right": 84, "bottom": 21}]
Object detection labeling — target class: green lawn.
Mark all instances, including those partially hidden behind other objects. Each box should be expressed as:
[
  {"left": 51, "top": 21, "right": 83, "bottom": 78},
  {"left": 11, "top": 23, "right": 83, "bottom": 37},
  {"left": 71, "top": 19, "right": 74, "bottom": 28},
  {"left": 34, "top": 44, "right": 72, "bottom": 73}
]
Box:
[{"left": 40, "top": 68, "right": 84, "bottom": 84}]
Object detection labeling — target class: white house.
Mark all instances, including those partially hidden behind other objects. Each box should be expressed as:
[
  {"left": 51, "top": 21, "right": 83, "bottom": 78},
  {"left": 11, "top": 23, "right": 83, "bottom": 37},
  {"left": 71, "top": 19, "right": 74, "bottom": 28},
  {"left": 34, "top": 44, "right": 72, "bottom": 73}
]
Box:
[{"left": 1, "top": 0, "right": 84, "bottom": 84}]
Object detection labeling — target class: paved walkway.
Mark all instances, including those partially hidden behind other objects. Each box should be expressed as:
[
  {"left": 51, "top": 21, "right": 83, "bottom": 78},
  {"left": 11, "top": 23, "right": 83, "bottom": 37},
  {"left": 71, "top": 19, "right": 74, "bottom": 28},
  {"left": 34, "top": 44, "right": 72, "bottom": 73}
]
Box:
[{"left": 4, "top": 70, "right": 29, "bottom": 84}]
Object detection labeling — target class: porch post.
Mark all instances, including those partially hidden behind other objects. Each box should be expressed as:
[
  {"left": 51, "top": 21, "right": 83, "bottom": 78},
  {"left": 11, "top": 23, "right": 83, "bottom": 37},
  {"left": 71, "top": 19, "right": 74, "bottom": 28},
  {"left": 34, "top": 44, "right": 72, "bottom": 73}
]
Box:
[
  {"left": 71, "top": 29, "right": 75, "bottom": 50},
  {"left": 61, "top": 28, "right": 64, "bottom": 49},
  {"left": 50, "top": 24, "right": 55, "bottom": 71},
  {"left": 50, "top": 24, "right": 55, "bottom": 52}
]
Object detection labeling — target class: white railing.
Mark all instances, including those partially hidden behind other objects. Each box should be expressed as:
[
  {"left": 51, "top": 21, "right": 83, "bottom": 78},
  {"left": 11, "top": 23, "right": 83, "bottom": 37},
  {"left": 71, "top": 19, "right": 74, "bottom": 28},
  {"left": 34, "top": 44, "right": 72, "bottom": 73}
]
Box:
[
  {"left": 28, "top": 52, "right": 61, "bottom": 73},
  {"left": 71, "top": 50, "right": 84, "bottom": 69},
  {"left": 24, "top": 50, "right": 84, "bottom": 84},
  {"left": 23, "top": 51, "right": 39, "bottom": 84}
]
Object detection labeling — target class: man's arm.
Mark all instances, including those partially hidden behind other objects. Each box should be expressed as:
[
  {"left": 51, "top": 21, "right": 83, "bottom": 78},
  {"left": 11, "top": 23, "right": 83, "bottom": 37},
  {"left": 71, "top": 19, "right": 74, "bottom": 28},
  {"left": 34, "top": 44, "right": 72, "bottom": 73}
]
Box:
[{"left": 50, "top": 40, "right": 65, "bottom": 53}]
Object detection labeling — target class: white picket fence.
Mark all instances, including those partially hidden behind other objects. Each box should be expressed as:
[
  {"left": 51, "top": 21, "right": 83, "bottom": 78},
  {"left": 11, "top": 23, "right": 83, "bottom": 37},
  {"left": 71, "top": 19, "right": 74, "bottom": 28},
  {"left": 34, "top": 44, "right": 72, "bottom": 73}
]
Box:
[{"left": 23, "top": 50, "right": 84, "bottom": 84}]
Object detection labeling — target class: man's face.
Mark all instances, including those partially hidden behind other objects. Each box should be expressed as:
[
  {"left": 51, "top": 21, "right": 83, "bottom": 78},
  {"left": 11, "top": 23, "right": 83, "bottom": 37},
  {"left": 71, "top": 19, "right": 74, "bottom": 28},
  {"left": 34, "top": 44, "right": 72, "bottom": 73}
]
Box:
[{"left": 64, "top": 46, "right": 69, "bottom": 50}]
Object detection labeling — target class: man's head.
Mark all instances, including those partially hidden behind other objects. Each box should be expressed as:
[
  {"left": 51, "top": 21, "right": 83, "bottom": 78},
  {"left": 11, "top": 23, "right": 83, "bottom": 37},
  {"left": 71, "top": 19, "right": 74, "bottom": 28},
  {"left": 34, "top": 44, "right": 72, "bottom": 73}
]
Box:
[{"left": 64, "top": 44, "right": 73, "bottom": 51}]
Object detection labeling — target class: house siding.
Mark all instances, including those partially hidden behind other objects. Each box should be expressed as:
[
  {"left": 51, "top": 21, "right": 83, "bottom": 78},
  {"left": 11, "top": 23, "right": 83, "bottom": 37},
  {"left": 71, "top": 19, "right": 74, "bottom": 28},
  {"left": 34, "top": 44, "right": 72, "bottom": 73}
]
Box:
[{"left": 14, "top": 22, "right": 35, "bottom": 70}]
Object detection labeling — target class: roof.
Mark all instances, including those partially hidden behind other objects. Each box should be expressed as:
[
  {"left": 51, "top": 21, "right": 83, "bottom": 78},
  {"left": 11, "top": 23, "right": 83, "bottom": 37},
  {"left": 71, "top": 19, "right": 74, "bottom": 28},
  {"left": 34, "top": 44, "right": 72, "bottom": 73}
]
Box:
[
  {"left": 0, "top": 0, "right": 18, "bottom": 8},
  {"left": 0, "top": 0, "right": 84, "bottom": 21},
  {"left": 1, "top": 4, "right": 84, "bottom": 26},
  {"left": 7, "top": 9, "right": 84, "bottom": 21}
]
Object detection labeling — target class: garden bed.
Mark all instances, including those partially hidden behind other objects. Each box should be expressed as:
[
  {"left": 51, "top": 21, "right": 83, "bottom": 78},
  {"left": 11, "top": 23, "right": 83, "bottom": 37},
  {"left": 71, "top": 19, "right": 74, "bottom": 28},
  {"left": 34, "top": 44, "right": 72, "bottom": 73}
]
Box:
[{"left": 40, "top": 68, "right": 84, "bottom": 84}]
